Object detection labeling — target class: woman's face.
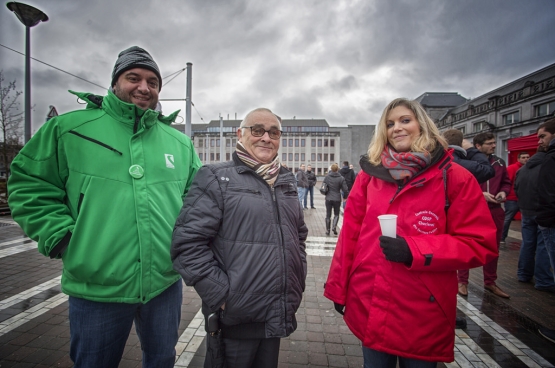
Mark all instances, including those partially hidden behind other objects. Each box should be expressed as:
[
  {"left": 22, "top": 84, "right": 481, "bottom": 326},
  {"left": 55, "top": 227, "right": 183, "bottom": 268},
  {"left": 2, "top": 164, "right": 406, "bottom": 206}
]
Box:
[{"left": 386, "top": 106, "right": 421, "bottom": 152}]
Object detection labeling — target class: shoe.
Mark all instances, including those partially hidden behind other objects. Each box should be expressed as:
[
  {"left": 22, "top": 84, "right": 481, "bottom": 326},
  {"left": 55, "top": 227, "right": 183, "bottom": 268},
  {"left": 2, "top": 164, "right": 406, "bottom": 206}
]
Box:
[
  {"left": 458, "top": 283, "right": 468, "bottom": 296},
  {"left": 455, "top": 317, "right": 467, "bottom": 329},
  {"left": 484, "top": 284, "right": 510, "bottom": 298},
  {"left": 311, "top": 207, "right": 316, "bottom": 209},
  {"left": 518, "top": 278, "right": 531, "bottom": 283},
  {"left": 539, "top": 327, "right": 555, "bottom": 344},
  {"left": 304, "top": 207, "right": 308, "bottom": 209},
  {"left": 535, "top": 285, "right": 555, "bottom": 294}
]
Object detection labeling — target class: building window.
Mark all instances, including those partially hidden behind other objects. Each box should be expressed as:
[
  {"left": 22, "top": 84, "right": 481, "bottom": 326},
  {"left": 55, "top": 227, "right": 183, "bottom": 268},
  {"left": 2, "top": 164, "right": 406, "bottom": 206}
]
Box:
[
  {"left": 295, "top": 153, "right": 299, "bottom": 161},
  {"left": 324, "top": 153, "right": 328, "bottom": 161},
  {"left": 216, "top": 153, "right": 220, "bottom": 161},
  {"left": 324, "top": 139, "right": 328, "bottom": 147},
  {"left": 216, "top": 139, "right": 220, "bottom": 147},
  {"left": 198, "top": 139, "right": 204, "bottom": 147},
  {"left": 317, "top": 168, "right": 322, "bottom": 175},
  {"left": 301, "top": 139, "right": 305, "bottom": 147},
  {"left": 330, "top": 153, "right": 335, "bottom": 161},
  {"left": 535, "top": 100, "right": 555, "bottom": 117},
  {"left": 289, "top": 153, "right": 293, "bottom": 161},
  {"left": 311, "top": 153, "right": 316, "bottom": 161},
  {"left": 210, "top": 153, "right": 214, "bottom": 161},
  {"left": 473, "top": 121, "right": 488, "bottom": 132},
  {"left": 502, "top": 111, "right": 520, "bottom": 125},
  {"left": 318, "top": 139, "right": 322, "bottom": 147},
  {"left": 318, "top": 153, "right": 322, "bottom": 161},
  {"left": 311, "top": 139, "right": 316, "bottom": 147},
  {"left": 198, "top": 153, "right": 203, "bottom": 160},
  {"left": 457, "top": 126, "right": 466, "bottom": 134},
  {"left": 210, "top": 139, "right": 215, "bottom": 147},
  {"left": 289, "top": 139, "right": 293, "bottom": 147},
  {"left": 330, "top": 139, "right": 335, "bottom": 147},
  {"left": 226, "top": 153, "right": 230, "bottom": 160},
  {"left": 282, "top": 153, "right": 287, "bottom": 161},
  {"left": 301, "top": 153, "right": 305, "bottom": 161},
  {"left": 282, "top": 139, "right": 287, "bottom": 147},
  {"left": 226, "top": 139, "right": 231, "bottom": 147},
  {"left": 295, "top": 139, "right": 299, "bottom": 147}
]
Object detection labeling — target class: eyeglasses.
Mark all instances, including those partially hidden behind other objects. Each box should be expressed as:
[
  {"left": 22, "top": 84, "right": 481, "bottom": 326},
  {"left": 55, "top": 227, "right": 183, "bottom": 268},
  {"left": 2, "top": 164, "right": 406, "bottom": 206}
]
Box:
[{"left": 242, "top": 126, "right": 282, "bottom": 140}]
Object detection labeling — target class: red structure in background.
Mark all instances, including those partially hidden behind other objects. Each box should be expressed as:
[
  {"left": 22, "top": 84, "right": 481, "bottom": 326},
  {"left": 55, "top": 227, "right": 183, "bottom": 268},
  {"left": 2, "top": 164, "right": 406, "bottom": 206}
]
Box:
[{"left": 507, "top": 133, "right": 538, "bottom": 165}]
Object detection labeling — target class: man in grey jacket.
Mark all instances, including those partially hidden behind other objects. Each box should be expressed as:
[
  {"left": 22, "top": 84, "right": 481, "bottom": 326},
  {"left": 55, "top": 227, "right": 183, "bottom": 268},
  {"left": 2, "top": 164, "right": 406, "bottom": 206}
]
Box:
[{"left": 171, "top": 108, "right": 308, "bottom": 368}]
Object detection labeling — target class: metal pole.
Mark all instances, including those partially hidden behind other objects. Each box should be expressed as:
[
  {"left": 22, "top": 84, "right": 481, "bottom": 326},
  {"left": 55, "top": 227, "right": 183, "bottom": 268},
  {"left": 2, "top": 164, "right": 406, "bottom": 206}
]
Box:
[
  {"left": 220, "top": 116, "right": 224, "bottom": 162},
  {"left": 185, "top": 62, "right": 192, "bottom": 137},
  {"left": 24, "top": 25, "right": 31, "bottom": 143}
]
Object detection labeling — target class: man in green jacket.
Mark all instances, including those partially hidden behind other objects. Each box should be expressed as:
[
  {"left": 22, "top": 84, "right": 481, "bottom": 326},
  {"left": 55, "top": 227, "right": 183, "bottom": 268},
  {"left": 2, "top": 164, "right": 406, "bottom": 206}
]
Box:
[{"left": 8, "top": 46, "right": 201, "bottom": 368}]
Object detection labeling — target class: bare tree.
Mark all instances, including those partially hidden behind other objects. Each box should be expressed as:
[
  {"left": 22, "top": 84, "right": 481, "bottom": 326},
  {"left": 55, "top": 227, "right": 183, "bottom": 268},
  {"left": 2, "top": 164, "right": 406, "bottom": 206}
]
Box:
[{"left": 0, "top": 70, "right": 24, "bottom": 204}]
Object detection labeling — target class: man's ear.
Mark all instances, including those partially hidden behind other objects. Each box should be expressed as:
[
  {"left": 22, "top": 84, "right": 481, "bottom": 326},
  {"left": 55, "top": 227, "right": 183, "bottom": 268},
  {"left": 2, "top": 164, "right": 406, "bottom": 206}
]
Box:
[{"left": 237, "top": 128, "right": 243, "bottom": 142}]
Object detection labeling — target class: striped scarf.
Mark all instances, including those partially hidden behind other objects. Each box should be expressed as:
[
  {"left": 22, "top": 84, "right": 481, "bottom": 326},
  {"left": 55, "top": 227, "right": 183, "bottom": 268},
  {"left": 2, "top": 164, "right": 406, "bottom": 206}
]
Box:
[
  {"left": 381, "top": 145, "right": 431, "bottom": 183},
  {"left": 236, "top": 142, "right": 281, "bottom": 187}
]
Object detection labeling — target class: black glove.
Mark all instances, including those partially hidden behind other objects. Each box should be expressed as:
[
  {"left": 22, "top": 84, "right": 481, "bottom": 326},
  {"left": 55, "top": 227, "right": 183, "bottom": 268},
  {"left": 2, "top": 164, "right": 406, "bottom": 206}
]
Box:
[
  {"left": 379, "top": 236, "right": 413, "bottom": 266},
  {"left": 334, "top": 302, "right": 345, "bottom": 315}
]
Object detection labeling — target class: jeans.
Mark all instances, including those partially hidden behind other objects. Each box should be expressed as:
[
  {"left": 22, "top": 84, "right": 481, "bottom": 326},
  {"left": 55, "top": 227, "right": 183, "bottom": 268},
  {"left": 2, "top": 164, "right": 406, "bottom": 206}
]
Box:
[
  {"left": 502, "top": 200, "right": 519, "bottom": 241},
  {"left": 297, "top": 187, "right": 307, "bottom": 206},
  {"left": 303, "top": 185, "right": 314, "bottom": 208},
  {"left": 539, "top": 226, "right": 555, "bottom": 284},
  {"left": 363, "top": 347, "right": 437, "bottom": 368},
  {"left": 69, "top": 280, "right": 182, "bottom": 368},
  {"left": 459, "top": 206, "right": 504, "bottom": 285},
  {"left": 518, "top": 215, "right": 555, "bottom": 288}
]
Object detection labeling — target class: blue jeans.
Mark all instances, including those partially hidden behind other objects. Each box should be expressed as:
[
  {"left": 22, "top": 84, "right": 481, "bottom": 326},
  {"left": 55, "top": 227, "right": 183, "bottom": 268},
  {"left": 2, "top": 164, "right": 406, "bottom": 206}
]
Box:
[
  {"left": 502, "top": 200, "right": 519, "bottom": 241},
  {"left": 303, "top": 186, "right": 314, "bottom": 208},
  {"left": 363, "top": 347, "right": 437, "bottom": 368},
  {"left": 69, "top": 281, "right": 182, "bottom": 368},
  {"left": 518, "top": 215, "right": 555, "bottom": 287},
  {"left": 539, "top": 226, "right": 555, "bottom": 285},
  {"left": 297, "top": 187, "right": 307, "bottom": 206}
]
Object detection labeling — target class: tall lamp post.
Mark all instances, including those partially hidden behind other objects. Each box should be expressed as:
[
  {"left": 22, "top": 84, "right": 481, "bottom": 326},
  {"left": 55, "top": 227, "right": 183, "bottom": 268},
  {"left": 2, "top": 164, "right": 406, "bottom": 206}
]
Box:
[{"left": 6, "top": 1, "right": 48, "bottom": 143}]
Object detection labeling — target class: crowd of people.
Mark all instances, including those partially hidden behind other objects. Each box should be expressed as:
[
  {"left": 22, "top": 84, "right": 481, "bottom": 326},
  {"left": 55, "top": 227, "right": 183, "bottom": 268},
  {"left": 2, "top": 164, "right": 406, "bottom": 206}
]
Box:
[{"left": 5, "top": 45, "right": 555, "bottom": 367}]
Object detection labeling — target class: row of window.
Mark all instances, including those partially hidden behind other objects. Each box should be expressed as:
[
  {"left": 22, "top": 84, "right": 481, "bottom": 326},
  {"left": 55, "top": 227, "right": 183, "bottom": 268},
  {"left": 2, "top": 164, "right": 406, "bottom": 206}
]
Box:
[
  {"left": 197, "top": 152, "right": 336, "bottom": 163},
  {"left": 201, "top": 126, "right": 330, "bottom": 133},
  {"left": 197, "top": 138, "right": 238, "bottom": 148},
  {"left": 282, "top": 138, "right": 335, "bottom": 147}
]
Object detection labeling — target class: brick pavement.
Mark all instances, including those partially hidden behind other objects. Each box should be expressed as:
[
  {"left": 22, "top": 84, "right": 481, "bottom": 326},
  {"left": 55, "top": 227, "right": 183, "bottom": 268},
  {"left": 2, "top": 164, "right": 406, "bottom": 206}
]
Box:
[{"left": 1, "top": 187, "right": 555, "bottom": 367}]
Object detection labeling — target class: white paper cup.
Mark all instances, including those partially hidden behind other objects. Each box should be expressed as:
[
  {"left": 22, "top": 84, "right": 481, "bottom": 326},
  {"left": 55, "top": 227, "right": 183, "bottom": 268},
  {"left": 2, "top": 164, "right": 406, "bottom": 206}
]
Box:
[{"left": 378, "top": 215, "right": 398, "bottom": 238}]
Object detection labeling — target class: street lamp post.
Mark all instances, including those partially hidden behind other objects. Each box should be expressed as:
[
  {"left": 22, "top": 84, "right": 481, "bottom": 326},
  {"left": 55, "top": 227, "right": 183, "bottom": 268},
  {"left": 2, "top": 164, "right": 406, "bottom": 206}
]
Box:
[{"left": 6, "top": 1, "right": 48, "bottom": 143}]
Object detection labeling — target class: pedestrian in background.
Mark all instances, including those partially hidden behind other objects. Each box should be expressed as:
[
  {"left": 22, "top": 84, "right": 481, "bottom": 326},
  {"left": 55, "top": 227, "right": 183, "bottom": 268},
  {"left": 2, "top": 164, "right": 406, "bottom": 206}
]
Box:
[
  {"left": 324, "top": 98, "right": 497, "bottom": 367},
  {"left": 502, "top": 151, "right": 530, "bottom": 243},
  {"left": 339, "top": 161, "right": 356, "bottom": 208},
  {"left": 296, "top": 164, "right": 309, "bottom": 207},
  {"left": 458, "top": 132, "right": 512, "bottom": 299},
  {"left": 8, "top": 46, "right": 201, "bottom": 367},
  {"left": 305, "top": 164, "right": 317, "bottom": 209},
  {"left": 322, "top": 163, "right": 348, "bottom": 236},
  {"left": 171, "top": 108, "right": 308, "bottom": 367}
]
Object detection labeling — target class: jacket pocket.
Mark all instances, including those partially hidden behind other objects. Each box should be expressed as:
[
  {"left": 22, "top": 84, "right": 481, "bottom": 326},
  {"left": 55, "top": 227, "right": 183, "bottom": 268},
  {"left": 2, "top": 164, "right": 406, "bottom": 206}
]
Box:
[{"left": 68, "top": 130, "right": 123, "bottom": 155}]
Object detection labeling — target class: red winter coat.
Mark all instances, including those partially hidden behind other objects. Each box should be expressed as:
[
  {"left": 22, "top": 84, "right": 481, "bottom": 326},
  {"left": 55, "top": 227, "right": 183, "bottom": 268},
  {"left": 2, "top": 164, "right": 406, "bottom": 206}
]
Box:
[{"left": 324, "top": 149, "right": 497, "bottom": 362}]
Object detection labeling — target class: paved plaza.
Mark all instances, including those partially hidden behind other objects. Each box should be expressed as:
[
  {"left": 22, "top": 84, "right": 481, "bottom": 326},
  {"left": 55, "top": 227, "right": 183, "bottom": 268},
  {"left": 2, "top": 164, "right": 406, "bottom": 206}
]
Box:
[{"left": 1, "top": 192, "right": 555, "bottom": 367}]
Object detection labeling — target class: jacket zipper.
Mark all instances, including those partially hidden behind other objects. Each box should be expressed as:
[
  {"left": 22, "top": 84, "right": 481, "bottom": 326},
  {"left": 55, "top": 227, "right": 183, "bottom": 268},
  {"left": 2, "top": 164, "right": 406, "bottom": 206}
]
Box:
[
  {"left": 68, "top": 131, "right": 123, "bottom": 156},
  {"left": 270, "top": 184, "right": 288, "bottom": 321}
]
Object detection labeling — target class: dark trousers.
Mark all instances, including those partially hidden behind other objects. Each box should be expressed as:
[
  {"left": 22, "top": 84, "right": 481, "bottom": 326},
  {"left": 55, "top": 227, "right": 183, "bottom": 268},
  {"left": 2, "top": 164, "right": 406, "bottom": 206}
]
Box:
[
  {"left": 221, "top": 337, "right": 280, "bottom": 368},
  {"left": 325, "top": 200, "right": 341, "bottom": 219},
  {"left": 304, "top": 185, "right": 314, "bottom": 208}
]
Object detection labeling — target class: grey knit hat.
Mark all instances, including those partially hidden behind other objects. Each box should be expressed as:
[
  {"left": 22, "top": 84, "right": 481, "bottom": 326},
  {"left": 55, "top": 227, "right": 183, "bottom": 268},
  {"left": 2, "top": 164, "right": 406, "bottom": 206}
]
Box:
[{"left": 111, "top": 46, "right": 162, "bottom": 91}]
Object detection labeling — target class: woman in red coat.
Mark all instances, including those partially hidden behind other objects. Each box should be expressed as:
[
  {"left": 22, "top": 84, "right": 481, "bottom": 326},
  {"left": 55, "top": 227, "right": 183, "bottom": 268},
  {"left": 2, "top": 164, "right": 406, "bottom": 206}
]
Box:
[{"left": 324, "top": 98, "right": 498, "bottom": 367}]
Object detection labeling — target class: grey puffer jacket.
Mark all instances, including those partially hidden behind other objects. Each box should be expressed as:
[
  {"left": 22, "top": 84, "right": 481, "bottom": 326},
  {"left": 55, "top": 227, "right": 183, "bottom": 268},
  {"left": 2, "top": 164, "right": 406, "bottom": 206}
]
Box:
[
  {"left": 171, "top": 153, "right": 308, "bottom": 339},
  {"left": 323, "top": 172, "right": 348, "bottom": 202}
]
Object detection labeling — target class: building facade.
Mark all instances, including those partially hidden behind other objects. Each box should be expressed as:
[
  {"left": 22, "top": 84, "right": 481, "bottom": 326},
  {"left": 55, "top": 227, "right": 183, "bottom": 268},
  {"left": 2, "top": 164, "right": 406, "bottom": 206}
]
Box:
[
  {"left": 172, "top": 119, "right": 374, "bottom": 176},
  {"left": 419, "top": 63, "right": 555, "bottom": 162}
]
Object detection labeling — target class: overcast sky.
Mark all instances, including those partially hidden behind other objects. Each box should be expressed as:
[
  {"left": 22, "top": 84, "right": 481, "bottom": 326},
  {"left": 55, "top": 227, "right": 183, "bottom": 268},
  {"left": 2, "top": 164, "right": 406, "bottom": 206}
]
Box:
[{"left": 1, "top": 0, "right": 554, "bottom": 133}]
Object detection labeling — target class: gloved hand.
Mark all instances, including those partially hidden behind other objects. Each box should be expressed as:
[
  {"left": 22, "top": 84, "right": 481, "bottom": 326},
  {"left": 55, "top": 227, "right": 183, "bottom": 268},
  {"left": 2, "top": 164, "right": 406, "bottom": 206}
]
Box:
[
  {"left": 334, "top": 302, "right": 345, "bottom": 315},
  {"left": 379, "top": 236, "right": 413, "bottom": 266}
]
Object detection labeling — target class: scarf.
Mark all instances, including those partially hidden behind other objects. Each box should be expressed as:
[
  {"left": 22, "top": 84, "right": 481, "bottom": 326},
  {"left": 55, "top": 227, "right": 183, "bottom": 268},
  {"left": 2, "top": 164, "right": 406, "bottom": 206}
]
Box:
[
  {"left": 236, "top": 141, "right": 281, "bottom": 187},
  {"left": 381, "top": 145, "right": 431, "bottom": 182}
]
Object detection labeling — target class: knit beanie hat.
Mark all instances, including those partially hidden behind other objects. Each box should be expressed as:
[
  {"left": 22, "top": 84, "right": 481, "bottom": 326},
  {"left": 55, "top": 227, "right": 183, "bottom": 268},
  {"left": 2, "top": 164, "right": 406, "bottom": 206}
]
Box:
[{"left": 111, "top": 46, "right": 162, "bottom": 91}]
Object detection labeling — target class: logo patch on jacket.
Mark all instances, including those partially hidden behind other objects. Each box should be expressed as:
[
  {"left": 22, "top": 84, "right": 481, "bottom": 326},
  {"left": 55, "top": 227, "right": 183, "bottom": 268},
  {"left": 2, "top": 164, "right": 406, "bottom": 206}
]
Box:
[
  {"left": 413, "top": 210, "right": 439, "bottom": 234},
  {"left": 165, "top": 154, "right": 175, "bottom": 169}
]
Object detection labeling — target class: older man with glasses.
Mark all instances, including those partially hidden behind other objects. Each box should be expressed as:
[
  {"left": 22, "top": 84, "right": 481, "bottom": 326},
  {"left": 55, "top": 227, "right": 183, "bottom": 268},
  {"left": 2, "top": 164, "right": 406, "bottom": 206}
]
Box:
[{"left": 171, "top": 108, "right": 308, "bottom": 368}]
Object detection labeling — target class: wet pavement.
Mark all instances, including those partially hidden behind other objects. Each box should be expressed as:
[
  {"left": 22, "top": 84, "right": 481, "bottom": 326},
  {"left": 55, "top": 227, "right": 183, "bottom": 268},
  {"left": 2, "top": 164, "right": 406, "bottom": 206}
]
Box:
[{"left": 0, "top": 193, "right": 555, "bottom": 367}]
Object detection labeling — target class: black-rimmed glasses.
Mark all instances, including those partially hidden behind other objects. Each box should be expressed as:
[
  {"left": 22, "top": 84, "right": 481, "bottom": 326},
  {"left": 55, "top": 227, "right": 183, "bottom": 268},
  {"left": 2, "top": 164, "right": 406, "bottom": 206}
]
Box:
[{"left": 242, "top": 126, "right": 282, "bottom": 140}]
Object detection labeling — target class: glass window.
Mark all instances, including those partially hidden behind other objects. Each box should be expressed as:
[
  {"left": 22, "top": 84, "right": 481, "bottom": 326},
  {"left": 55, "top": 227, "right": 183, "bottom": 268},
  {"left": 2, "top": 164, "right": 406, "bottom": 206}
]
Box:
[
  {"left": 301, "top": 139, "right": 305, "bottom": 147},
  {"left": 216, "top": 153, "right": 220, "bottom": 161},
  {"left": 282, "top": 139, "right": 287, "bottom": 147},
  {"left": 301, "top": 153, "right": 305, "bottom": 161},
  {"left": 330, "top": 153, "right": 335, "bottom": 161},
  {"left": 535, "top": 101, "right": 555, "bottom": 117},
  {"left": 226, "top": 139, "right": 230, "bottom": 147},
  {"left": 318, "top": 139, "right": 322, "bottom": 147},
  {"left": 502, "top": 111, "right": 520, "bottom": 125},
  {"left": 473, "top": 121, "right": 488, "bottom": 132},
  {"left": 210, "top": 153, "right": 214, "bottom": 161},
  {"left": 311, "top": 139, "right": 316, "bottom": 147},
  {"left": 216, "top": 139, "right": 220, "bottom": 147},
  {"left": 295, "top": 153, "right": 299, "bottom": 161},
  {"left": 282, "top": 153, "right": 287, "bottom": 161},
  {"left": 311, "top": 153, "right": 316, "bottom": 161},
  {"left": 210, "top": 139, "right": 215, "bottom": 147},
  {"left": 295, "top": 139, "right": 299, "bottom": 147},
  {"left": 198, "top": 153, "right": 203, "bottom": 160},
  {"left": 198, "top": 139, "right": 204, "bottom": 147},
  {"left": 457, "top": 126, "right": 466, "bottom": 134},
  {"left": 324, "top": 153, "right": 328, "bottom": 161},
  {"left": 324, "top": 139, "right": 328, "bottom": 147},
  {"left": 226, "top": 153, "right": 230, "bottom": 160},
  {"left": 317, "top": 168, "right": 322, "bottom": 175},
  {"left": 318, "top": 153, "right": 322, "bottom": 161},
  {"left": 289, "top": 153, "right": 293, "bottom": 161},
  {"left": 330, "top": 139, "right": 335, "bottom": 147},
  {"left": 289, "top": 139, "right": 293, "bottom": 147}
]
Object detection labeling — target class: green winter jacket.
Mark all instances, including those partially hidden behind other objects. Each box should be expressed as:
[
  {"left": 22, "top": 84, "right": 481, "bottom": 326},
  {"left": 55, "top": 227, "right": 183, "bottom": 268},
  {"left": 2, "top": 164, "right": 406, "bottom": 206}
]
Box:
[{"left": 8, "top": 90, "right": 201, "bottom": 303}]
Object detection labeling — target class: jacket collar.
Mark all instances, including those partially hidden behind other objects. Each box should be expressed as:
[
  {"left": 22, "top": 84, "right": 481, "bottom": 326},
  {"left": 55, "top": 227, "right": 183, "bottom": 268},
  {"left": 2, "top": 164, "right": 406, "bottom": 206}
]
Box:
[{"left": 69, "top": 90, "right": 179, "bottom": 130}]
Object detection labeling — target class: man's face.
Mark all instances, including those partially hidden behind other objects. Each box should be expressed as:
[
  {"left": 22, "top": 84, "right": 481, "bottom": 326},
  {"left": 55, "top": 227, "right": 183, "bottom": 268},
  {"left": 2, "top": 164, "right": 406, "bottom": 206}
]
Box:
[
  {"left": 476, "top": 138, "right": 496, "bottom": 155},
  {"left": 307, "top": 165, "right": 312, "bottom": 172},
  {"left": 237, "top": 111, "right": 281, "bottom": 164},
  {"left": 517, "top": 153, "right": 530, "bottom": 165},
  {"left": 113, "top": 68, "right": 160, "bottom": 110},
  {"left": 538, "top": 128, "right": 555, "bottom": 150},
  {"left": 300, "top": 164, "right": 306, "bottom": 171}
]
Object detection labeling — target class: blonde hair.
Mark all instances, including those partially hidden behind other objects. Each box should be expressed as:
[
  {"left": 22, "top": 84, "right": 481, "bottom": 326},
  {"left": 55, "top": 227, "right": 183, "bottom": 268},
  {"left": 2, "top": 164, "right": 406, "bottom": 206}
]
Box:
[
  {"left": 330, "top": 163, "right": 339, "bottom": 172},
  {"left": 367, "top": 98, "right": 447, "bottom": 165}
]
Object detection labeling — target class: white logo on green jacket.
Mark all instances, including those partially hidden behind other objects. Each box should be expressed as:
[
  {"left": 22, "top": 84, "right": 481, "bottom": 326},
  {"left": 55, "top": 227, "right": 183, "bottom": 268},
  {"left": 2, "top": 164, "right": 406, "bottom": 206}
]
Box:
[{"left": 165, "top": 154, "right": 175, "bottom": 169}]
